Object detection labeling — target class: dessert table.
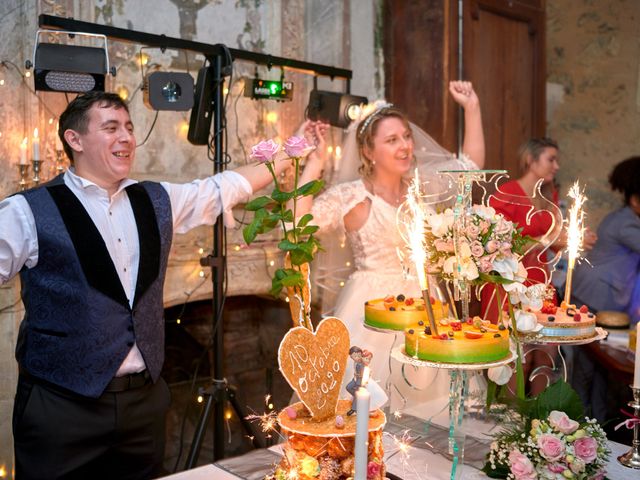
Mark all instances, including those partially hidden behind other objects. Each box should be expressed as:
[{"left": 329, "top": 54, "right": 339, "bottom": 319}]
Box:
[
  {"left": 159, "top": 440, "right": 636, "bottom": 480},
  {"left": 159, "top": 395, "right": 638, "bottom": 480}
]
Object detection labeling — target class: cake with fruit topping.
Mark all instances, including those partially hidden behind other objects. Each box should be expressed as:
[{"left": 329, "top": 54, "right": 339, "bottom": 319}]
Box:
[
  {"left": 364, "top": 294, "right": 450, "bottom": 331},
  {"left": 530, "top": 300, "right": 597, "bottom": 341},
  {"left": 404, "top": 316, "right": 510, "bottom": 364}
]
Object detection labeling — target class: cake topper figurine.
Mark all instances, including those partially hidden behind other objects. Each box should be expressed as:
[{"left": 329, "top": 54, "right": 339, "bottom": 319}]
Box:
[{"left": 346, "top": 346, "right": 370, "bottom": 416}]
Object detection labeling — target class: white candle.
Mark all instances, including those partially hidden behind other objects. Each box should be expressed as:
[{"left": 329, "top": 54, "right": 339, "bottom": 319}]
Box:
[
  {"left": 634, "top": 323, "right": 640, "bottom": 388},
  {"left": 19, "top": 137, "right": 27, "bottom": 165},
  {"left": 32, "top": 128, "right": 39, "bottom": 161},
  {"left": 354, "top": 386, "right": 370, "bottom": 480},
  {"left": 55, "top": 122, "right": 63, "bottom": 151}
]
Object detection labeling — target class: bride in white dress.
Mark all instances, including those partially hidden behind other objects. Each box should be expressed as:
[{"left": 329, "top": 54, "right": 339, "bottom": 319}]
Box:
[{"left": 296, "top": 81, "right": 485, "bottom": 409}]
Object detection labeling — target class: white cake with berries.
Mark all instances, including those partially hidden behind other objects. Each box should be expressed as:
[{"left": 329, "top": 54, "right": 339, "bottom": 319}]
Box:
[{"left": 530, "top": 301, "right": 597, "bottom": 341}]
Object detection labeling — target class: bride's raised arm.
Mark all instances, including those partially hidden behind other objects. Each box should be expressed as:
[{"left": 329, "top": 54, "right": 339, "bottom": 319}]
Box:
[{"left": 449, "top": 80, "right": 485, "bottom": 169}]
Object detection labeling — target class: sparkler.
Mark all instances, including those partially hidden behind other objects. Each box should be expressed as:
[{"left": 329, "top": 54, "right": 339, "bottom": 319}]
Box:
[
  {"left": 406, "top": 169, "right": 439, "bottom": 335},
  {"left": 563, "top": 181, "right": 587, "bottom": 305}
]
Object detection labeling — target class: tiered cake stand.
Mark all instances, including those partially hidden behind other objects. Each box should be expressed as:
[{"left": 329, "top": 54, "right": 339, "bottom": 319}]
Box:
[
  {"left": 517, "top": 327, "right": 608, "bottom": 385},
  {"left": 391, "top": 347, "right": 515, "bottom": 479}
]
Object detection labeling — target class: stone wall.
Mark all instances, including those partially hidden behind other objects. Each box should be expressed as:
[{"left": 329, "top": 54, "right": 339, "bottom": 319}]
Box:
[
  {"left": 0, "top": 0, "right": 380, "bottom": 475},
  {"left": 547, "top": 0, "right": 640, "bottom": 227}
]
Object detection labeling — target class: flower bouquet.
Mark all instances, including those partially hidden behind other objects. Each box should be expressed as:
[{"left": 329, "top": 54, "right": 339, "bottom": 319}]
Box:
[
  {"left": 483, "top": 380, "right": 610, "bottom": 479},
  {"left": 424, "top": 204, "right": 545, "bottom": 398},
  {"left": 424, "top": 204, "right": 531, "bottom": 285},
  {"left": 243, "top": 136, "right": 324, "bottom": 330}
]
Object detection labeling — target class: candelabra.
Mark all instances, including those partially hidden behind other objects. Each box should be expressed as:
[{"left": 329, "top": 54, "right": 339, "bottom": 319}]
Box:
[
  {"left": 618, "top": 386, "right": 640, "bottom": 468},
  {"left": 32, "top": 158, "right": 43, "bottom": 186},
  {"left": 18, "top": 163, "right": 30, "bottom": 191}
]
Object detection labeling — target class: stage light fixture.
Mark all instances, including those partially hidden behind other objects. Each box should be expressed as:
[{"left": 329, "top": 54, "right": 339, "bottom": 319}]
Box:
[
  {"left": 188, "top": 66, "right": 214, "bottom": 146},
  {"left": 245, "top": 78, "right": 293, "bottom": 101},
  {"left": 306, "top": 90, "right": 368, "bottom": 129},
  {"left": 143, "top": 71, "right": 194, "bottom": 111},
  {"left": 26, "top": 30, "right": 113, "bottom": 93}
]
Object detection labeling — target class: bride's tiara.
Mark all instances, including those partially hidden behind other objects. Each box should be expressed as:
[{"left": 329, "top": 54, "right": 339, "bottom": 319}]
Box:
[{"left": 354, "top": 100, "right": 394, "bottom": 137}]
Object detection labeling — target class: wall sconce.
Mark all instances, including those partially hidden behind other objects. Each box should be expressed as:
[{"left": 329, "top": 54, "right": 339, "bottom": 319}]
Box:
[
  {"left": 306, "top": 90, "right": 368, "bottom": 129},
  {"left": 25, "top": 29, "right": 114, "bottom": 93}
]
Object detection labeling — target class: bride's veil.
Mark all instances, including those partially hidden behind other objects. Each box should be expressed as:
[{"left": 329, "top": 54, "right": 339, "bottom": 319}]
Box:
[{"left": 313, "top": 101, "right": 460, "bottom": 317}]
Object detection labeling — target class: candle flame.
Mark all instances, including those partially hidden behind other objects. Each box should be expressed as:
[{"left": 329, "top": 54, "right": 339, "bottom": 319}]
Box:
[
  {"left": 21, "top": 137, "right": 28, "bottom": 147},
  {"left": 33, "top": 128, "right": 38, "bottom": 139},
  {"left": 566, "top": 181, "right": 586, "bottom": 270},
  {"left": 406, "top": 169, "right": 428, "bottom": 290}
]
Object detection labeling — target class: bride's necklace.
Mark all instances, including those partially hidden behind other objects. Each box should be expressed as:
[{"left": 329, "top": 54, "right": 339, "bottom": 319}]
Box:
[{"left": 366, "top": 179, "right": 406, "bottom": 207}]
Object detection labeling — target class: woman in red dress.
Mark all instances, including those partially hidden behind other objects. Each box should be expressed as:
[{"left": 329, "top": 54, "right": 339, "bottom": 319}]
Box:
[{"left": 481, "top": 138, "right": 564, "bottom": 322}]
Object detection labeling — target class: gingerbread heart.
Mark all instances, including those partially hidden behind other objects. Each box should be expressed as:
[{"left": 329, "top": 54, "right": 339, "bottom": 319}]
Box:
[{"left": 278, "top": 317, "right": 350, "bottom": 421}]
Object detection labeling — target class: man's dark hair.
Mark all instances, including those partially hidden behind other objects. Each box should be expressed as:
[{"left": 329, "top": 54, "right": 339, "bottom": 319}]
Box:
[
  {"left": 349, "top": 346, "right": 363, "bottom": 355},
  {"left": 58, "top": 91, "right": 129, "bottom": 164},
  {"left": 609, "top": 156, "right": 640, "bottom": 205}
]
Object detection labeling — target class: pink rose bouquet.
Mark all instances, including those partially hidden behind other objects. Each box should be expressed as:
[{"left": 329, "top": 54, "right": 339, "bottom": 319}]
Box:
[
  {"left": 424, "top": 205, "right": 531, "bottom": 286},
  {"left": 243, "top": 136, "right": 324, "bottom": 329},
  {"left": 484, "top": 407, "right": 609, "bottom": 479}
]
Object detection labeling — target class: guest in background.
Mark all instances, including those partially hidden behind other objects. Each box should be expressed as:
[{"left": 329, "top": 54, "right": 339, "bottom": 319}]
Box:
[
  {"left": 571, "top": 156, "right": 640, "bottom": 425},
  {"left": 572, "top": 156, "right": 640, "bottom": 320},
  {"left": 2, "top": 91, "right": 289, "bottom": 479},
  {"left": 480, "top": 138, "right": 596, "bottom": 395},
  {"left": 481, "top": 138, "right": 565, "bottom": 322}
]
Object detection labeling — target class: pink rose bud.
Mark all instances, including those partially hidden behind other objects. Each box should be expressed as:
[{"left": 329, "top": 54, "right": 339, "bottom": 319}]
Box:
[
  {"left": 250, "top": 139, "right": 280, "bottom": 163},
  {"left": 335, "top": 415, "right": 345, "bottom": 429},
  {"left": 283, "top": 135, "right": 311, "bottom": 158},
  {"left": 285, "top": 406, "right": 297, "bottom": 420}
]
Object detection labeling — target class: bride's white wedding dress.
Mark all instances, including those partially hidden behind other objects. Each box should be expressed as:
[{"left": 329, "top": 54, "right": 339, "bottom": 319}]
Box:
[{"left": 312, "top": 159, "right": 477, "bottom": 410}]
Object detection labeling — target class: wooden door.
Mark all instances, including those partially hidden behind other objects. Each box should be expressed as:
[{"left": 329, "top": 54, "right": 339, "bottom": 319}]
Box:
[
  {"left": 384, "top": 0, "right": 546, "bottom": 177},
  {"left": 463, "top": 0, "right": 546, "bottom": 175}
]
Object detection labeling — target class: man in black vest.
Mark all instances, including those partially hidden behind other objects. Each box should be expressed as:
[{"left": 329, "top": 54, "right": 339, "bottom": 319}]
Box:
[{"left": 1, "top": 91, "right": 290, "bottom": 479}]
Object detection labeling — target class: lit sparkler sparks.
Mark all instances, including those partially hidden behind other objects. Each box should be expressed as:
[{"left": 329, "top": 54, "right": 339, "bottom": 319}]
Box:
[
  {"left": 406, "top": 169, "right": 438, "bottom": 335},
  {"left": 384, "top": 430, "right": 428, "bottom": 479},
  {"left": 563, "top": 181, "right": 587, "bottom": 305},
  {"left": 245, "top": 409, "right": 280, "bottom": 438}
]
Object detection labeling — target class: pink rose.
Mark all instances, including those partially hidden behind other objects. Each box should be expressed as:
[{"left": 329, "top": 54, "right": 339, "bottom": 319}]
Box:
[
  {"left": 485, "top": 239, "right": 500, "bottom": 254},
  {"left": 283, "top": 135, "right": 311, "bottom": 158},
  {"left": 367, "top": 461, "right": 381, "bottom": 479},
  {"left": 537, "top": 433, "right": 565, "bottom": 462},
  {"left": 466, "top": 223, "right": 480, "bottom": 238},
  {"left": 547, "top": 463, "right": 566, "bottom": 474},
  {"left": 478, "top": 219, "right": 490, "bottom": 233},
  {"left": 499, "top": 241, "right": 513, "bottom": 254},
  {"left": 573, "top": 436, "right": 598, "bottom": 463},
  {"left": 591, "top": 469, "right": 606, "bottom": 480},
  {"left": 508, "top": 450, "right": 537, "bottom": 480},
  {"left": 470, "top": 241, "right": 484, "bottom": 257},
  {"left": 494, "top": 218, "right": 513, "bottom": 235},
  {"left": 548, "top": 411, "right": 579, "bottom": 434},
  {"left": 478, "top": 255, "right": 494, "bottom": 273},
  {"left": 250, "top": 139, "right": 280, "bottom": 163}
]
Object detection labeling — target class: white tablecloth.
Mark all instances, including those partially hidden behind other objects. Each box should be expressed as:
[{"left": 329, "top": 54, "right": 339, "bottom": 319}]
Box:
[{"left": 160, "top": 438, "right": 637, "bottom": 480}]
